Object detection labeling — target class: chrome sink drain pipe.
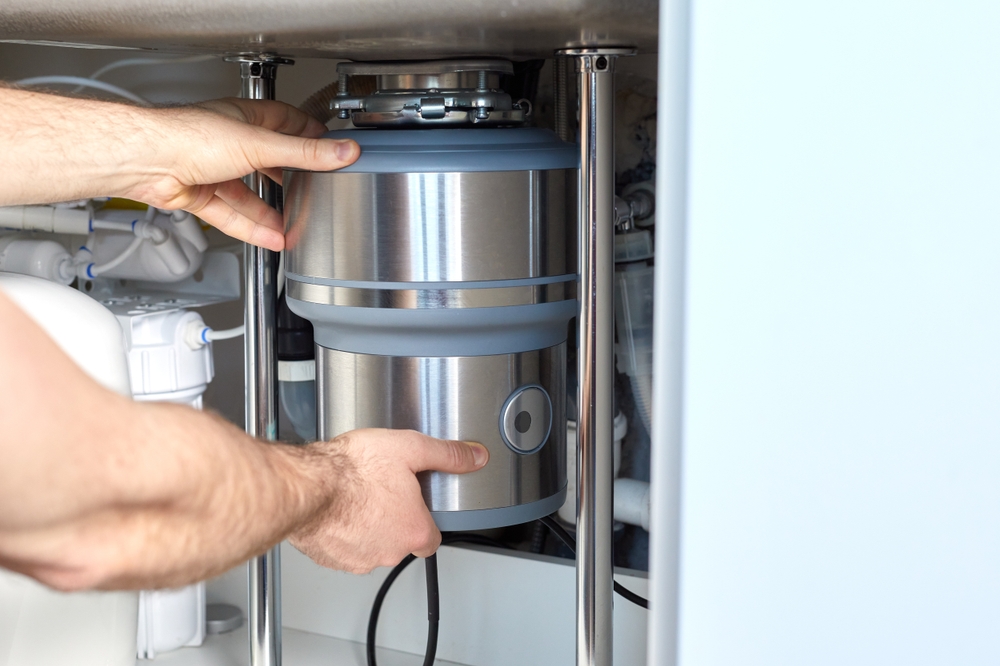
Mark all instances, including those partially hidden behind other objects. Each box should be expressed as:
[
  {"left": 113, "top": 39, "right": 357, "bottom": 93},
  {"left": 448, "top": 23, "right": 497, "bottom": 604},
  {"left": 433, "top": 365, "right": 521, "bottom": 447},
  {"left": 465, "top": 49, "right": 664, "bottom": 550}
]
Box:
[
  {"left": 231, "top": 53, "right": 292, "bottom": 666},
  {"left": 559, "top": 46, "right": 635, "bottom": 666}
]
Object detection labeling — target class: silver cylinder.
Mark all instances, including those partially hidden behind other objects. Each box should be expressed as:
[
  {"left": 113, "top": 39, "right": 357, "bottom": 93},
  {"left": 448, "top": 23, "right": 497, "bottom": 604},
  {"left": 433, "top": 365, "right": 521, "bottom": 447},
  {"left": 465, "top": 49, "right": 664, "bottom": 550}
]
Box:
[
  {"left": 560, "top": 47, "right": 633, "bottom": 666},
  {"left": 285, "top": 170, "right": 575, "bottom": 284},
  {"left": 234, "top": 54, "right": 290, "bottom": 666},
  {"left": 285, "top": 127, "right": 577, "bottom": 530},
  {"left": 317, "top": 344, "right": 567, "bottom": 529}
]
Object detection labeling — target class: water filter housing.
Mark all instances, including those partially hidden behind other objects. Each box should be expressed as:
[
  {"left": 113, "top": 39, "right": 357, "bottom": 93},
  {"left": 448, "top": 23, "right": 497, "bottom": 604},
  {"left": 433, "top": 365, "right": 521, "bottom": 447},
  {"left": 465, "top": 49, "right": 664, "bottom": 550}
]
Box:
[
  {"left": 284, "top": 127, "right": 578, "bottom": 530},
  {"left": 0, "top": 274, "right": 139, "bottom": 666}
]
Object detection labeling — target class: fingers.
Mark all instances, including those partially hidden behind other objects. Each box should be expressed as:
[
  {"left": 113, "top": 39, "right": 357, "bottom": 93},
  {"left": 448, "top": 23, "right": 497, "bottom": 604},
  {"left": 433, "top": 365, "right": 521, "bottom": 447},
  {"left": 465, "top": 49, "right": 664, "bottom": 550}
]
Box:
[
  {"left": 203, "top": 98, "right": 328, "bottom": 138},
  {"left": 285, "top": 428, "right": 484, "bottom": 574},
  {"left": 411, "top": 517, "right": 443, "bottom": 559},
  {"left": 214, "top": 179, "right": 285, "bottom": 233},
  {"left": 261, "top": 167, "right": 285, "bottom": 185},
  {"left": 185, "top": 188, "right": 284, "bottom": 251},
  {"left": 244, "top": 100, "right": 328, "bottom": 138},
  {"left": 406, "top": 434, "right": 490, "bottom": 475},
  {"left": 247, "top": 133, "right": 360, "bottom": 174},
  {"left": 204, "top": 99, "right": 360, "bottom": 173},
  {"left": 150, "top": 178, "right": 284, "bottom": 250}
]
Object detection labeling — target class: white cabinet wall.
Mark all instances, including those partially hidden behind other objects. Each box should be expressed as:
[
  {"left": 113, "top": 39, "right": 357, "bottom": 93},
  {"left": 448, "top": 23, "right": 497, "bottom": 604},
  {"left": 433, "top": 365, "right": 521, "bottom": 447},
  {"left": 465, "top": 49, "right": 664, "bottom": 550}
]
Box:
[{"left": 678, "top": 1, "right": 1000, "bottom": 664}]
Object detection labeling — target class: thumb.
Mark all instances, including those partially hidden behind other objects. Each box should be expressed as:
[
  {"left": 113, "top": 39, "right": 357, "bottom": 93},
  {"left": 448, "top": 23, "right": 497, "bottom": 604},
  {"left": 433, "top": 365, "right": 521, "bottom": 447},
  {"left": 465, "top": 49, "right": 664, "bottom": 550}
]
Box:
[
  {"left": 251, "top": 133, "right": 360, "bottom": 172},
  {"left": 410, "top": 436, "right": 490, "bottom": 475}
]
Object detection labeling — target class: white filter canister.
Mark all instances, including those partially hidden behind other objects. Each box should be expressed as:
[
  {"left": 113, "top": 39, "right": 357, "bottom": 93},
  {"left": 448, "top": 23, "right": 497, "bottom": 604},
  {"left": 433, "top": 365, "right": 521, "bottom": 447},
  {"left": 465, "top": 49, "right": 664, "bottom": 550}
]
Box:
[
  {"left": 0, "top": 576, "right": 138, "bottom": 666},
  {"left": 0, "top": 275, "right": 139, "bottom": 666},
  {"left": 123, "top": 308, "right": 211, "bottom": 659},
  {"left": 0, "top": 238, "right": 74, "bottom": 285}
]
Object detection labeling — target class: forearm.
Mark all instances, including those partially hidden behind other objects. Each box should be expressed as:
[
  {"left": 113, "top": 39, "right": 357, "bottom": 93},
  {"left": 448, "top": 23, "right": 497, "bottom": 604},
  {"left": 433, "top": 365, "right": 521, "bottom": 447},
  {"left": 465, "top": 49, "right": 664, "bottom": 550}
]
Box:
[
  {"left": 0, "top": 85, "right": 358, "bottom": 250},
  {"left": 0, "top": 87, "right": 486, "bottom": 589},
  {"left": 0, "top": 87, "right": 169, "bottom": 206},
  {"left": 0, "top": 292, "right": 341, "bottom": 590},
  {"left": 0, "top": 395, "right": 339, "bottom": 591},
  {"left": 130, "top": 403, "right": 345, "bottom": 591},
  {"left": 0, "top": 291, "right": 485, "bottom": 590},
  {"left": 93, "top": 402, "right": 337, "bottom": 591}
]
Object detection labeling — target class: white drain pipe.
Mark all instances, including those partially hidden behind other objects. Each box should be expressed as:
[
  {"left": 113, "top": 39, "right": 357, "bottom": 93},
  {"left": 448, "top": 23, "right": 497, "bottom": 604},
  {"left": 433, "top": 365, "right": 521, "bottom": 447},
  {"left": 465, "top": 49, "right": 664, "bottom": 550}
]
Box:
[
  {"left": 614, "top": 478, "right": 651, "bottom": 531},
  {"left": 560, "top": 414, "right": 651, "bottom": 529}
]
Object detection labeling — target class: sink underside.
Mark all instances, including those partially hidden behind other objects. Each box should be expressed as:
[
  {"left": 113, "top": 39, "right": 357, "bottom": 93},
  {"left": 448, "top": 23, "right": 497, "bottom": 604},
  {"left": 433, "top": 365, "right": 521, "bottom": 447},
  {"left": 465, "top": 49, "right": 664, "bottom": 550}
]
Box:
[{"left": 0, "top": 0, "right": 658, "bottom": 59}]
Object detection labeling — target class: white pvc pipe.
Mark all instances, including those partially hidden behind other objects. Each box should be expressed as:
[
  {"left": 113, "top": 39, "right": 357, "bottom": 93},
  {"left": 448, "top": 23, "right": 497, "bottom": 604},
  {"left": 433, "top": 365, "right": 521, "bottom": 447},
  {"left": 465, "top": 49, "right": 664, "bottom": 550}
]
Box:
[
  {"left": 648, "top": 0, "right": 692, "bottom": 664},
  {"left": 0, "top": 205, "right": 91, "bottom": 235},
  {"left": 93, "top": 219, "right": 137, "bottom": 233},
  {"left": 558, "top": 414, "right": 629, "bottom": 527},
  {"left": 169, "top": 211, "right": 209, "bottom": 253},
  {"left": 614, "top": 478, "right": 651, "bottom": 531}
]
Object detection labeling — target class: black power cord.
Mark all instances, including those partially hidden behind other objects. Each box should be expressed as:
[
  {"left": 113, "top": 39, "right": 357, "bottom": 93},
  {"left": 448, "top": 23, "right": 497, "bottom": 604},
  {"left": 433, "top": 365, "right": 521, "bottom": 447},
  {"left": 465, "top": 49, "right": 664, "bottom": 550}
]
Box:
[
  {"left": 367, "top": 535, "right": 507, "bottom": 666},
  {"left": 365, "top": 521, "right": 648, "bottom": 665},
  {"left": 538, "top": 515, "right": 649, "bottom": 610},
  {"left": 366, "top": 554, "right": 417, "bottom": 666},
  {"left": 423, "top": 554, "right": 440, "bottom": 664},
  {"left": 367, "top": 554, "right": 439, "bottom": 666}
]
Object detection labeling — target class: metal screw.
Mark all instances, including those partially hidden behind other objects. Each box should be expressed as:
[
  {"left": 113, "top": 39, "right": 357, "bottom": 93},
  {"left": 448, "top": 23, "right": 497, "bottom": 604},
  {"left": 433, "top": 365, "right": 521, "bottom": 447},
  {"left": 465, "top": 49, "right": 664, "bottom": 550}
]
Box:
[
  {"left": 250, "top": 62, "right": 262, "bottom": 76},
  {"left": 477, "top": 70, "right": 488, "bottom": 91},
  {"left": 595, "top": 56, "right": 608, "bottom": 71},
  {"left": 337, "top": 72, "right": 350, "bottom": 119}
]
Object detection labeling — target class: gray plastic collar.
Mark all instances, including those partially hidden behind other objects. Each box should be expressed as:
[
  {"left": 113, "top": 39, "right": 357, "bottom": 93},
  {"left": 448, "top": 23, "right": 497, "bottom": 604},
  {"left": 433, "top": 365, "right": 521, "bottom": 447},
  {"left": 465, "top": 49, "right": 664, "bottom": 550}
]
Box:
[
  {"left": 290, "top": 298, "right": 575, "bottom": 357},
  {"left": 431, "top": 485, "right": 568, "bottom": 531},
  {"left": 306, "top": 127, "right": 579, "bottom": 173},
  {"left": 286, "top": 272, "right": 576, "bottom": 290}
]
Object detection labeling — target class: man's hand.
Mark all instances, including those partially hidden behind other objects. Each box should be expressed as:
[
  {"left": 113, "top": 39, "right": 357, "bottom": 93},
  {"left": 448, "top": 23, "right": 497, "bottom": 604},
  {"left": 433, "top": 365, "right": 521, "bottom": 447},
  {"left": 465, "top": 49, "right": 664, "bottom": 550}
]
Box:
[
  {"left": 0, "top": 88, "right": 359, "bottom": 251},
  {"left": 288, "top": 430, "right": 489, "bottom": 575},
  {"left": 0, "top": 293, "right": 487, "bottom": 590},
  {"left": 127, "top": 99, "right": 358, "bottom": 251}
]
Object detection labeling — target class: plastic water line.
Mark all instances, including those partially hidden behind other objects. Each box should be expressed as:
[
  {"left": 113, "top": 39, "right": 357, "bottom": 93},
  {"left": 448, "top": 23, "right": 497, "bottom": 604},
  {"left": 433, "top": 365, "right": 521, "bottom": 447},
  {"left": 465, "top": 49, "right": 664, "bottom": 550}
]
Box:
[
  {"left": 15, "top": 76, "right": 150, "bottom": 105},
  {"left": 84, "top": 234, "right": 143, "bottom": 277}
]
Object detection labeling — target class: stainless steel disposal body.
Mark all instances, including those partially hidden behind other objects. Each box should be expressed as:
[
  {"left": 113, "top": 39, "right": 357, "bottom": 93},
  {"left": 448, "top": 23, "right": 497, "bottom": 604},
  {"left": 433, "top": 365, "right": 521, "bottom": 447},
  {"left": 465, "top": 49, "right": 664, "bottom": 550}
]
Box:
[{"left": 284, "top": 128, "right": 578, "bottom": 530}]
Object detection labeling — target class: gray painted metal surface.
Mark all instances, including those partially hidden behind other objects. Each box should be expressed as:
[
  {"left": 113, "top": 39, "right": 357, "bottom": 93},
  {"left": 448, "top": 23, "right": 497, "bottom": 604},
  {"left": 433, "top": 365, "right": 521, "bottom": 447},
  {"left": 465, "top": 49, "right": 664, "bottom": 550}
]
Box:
[{"left": 0, "top": 0, "right": 656, "bottom": 59}]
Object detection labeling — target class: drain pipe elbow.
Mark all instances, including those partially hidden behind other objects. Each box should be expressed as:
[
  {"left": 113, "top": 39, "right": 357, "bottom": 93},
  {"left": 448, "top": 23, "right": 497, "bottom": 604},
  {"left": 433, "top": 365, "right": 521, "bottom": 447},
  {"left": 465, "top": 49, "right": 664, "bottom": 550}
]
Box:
[{"left": 614, "top": 477, "right": 651, "bottom": 531}]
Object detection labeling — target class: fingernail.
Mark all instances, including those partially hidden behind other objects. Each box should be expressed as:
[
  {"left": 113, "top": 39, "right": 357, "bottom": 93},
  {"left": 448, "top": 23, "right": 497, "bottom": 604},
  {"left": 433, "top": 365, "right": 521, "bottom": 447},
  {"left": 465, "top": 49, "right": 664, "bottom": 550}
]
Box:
[
  {"left": 269, "top": 231, "right": 285, "bottom": 252},
  {"left": 468, "top": 442, "right": 489, "bottom": 468},
  {"left": 335, "top": 140, "right": 358, "bottom": 161}
]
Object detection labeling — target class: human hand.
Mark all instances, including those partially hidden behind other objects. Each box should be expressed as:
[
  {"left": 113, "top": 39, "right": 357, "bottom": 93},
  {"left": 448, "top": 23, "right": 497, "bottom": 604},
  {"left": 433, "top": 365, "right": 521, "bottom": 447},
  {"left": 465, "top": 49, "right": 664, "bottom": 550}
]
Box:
[
  {"left": 0, "top": 291, "right": 480, "bottom": 591},
  {"left": 2, "top": 90, "right": 357, "bottom": 249},
  {"left": 126, "top": 99, "right": 358, "bottom": 251},
  {"left": 288, "top": 429, "right": 489, "bottom": 574}
]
